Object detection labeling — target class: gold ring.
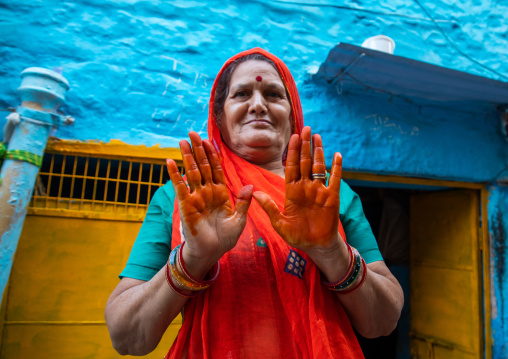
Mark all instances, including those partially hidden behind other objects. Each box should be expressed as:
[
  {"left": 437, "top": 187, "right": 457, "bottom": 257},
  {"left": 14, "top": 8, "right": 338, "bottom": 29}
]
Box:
[{"left": 311, "top": 173, "right": 327, "bottom": 180}]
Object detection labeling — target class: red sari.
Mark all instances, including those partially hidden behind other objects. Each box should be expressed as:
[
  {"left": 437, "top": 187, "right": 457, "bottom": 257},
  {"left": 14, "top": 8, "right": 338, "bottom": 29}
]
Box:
[{"left": 166, "top": 48, "right": 363, "bottom": 359}]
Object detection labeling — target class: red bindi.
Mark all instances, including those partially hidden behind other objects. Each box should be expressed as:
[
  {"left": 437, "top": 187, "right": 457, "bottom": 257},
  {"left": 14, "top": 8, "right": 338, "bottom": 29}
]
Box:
[{"left": 256, "top": 76, "right": 262, "bottom": 82}]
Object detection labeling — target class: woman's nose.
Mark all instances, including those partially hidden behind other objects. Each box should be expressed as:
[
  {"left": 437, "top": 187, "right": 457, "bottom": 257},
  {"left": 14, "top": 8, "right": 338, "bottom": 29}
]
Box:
[{"left": 249, "top": 91, "right": 267, "bottom": 114}]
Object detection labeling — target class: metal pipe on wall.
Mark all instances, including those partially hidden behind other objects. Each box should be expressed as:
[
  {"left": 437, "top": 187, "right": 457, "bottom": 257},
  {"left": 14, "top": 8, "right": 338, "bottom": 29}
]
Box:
[{"left": 0, "top": 68, "right": 73, "bottom": 304}]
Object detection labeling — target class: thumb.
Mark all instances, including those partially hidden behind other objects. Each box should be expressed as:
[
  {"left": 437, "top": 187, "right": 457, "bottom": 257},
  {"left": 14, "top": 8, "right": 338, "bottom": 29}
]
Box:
[
  {"left": 233, "top": 185, "right": 254, "bottom": 218},
  {"left": 252, "top": 191, "right": 284, "bottom": 230}
]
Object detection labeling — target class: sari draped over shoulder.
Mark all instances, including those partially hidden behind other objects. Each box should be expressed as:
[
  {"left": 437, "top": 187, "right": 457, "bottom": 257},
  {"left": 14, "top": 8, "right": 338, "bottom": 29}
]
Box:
[{"left": 165, "top": 48, "right": 364, "bottom": 359}]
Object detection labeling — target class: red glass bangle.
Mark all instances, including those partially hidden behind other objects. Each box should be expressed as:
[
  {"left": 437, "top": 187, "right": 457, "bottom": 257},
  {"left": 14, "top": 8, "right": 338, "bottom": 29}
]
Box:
[
  {"left": 327, "top": 251, "right": 362, "bottom": 291},
  {"left": 171, "top": 259, "right": 209, "bottom": 291},
  {"left": 172, "top": 245, "right": 210, "bottom": 290},
  {"left": 178, "top": 241, "right": 220, "bottom": 285},
  {"left": 337, "top": 257, "right": 368, "bottom": 295},
  {"left": 323, "top": 244, "right": 354, "bottom": 287},
  {"left": 165, "top": 262, "right": 198, "bottom": 298}
]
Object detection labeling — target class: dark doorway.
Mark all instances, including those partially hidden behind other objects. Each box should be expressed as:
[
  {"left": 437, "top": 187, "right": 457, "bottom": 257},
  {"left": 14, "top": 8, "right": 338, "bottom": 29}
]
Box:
[{"left": 350, "top": 185, "right": 413, "bottom": 359}]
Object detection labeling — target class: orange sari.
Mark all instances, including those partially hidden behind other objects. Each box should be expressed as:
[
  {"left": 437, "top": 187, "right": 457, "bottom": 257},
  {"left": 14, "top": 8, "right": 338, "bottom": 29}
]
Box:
[{"left": 166, "top": 48, "right": 363, "bottom": 359}]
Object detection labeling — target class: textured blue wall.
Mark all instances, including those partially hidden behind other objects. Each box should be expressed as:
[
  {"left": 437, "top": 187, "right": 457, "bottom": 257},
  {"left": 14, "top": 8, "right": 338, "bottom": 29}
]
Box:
[
  {"left": 1, "top": 0, "right": 507, "bottom": 181},
  {"left": 1, "top": 0, "right": 508, "bottom": 356}
]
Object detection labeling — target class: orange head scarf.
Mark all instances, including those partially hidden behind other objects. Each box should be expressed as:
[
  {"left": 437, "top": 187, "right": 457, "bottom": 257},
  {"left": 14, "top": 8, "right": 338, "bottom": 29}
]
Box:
[
  {"left": 208, "top": 47, "right": 304, "bottom": 150},
  {"left": 167, "top": 48, "right": 363, "bottom": 359}
]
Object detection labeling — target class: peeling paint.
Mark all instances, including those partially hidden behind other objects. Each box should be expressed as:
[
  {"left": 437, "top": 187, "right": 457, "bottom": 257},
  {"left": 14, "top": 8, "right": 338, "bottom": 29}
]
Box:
[
  {"left": 492, "top": 210, "right": 506, "bottom": 303},
  {"left": 0, "top": 68, "right": 70, "bottom": 308},
  {"left": 488, "top": 186, "right": 508, "bottom": 358}
]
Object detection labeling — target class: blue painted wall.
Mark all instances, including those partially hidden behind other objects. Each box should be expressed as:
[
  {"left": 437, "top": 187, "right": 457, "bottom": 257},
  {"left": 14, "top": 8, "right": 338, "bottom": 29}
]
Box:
[
  {"left": 1, "top": 0, "right": 508, "bottom": 356},
  {"left": 1, "top": 0, "right": 507, "bottom": 181}
]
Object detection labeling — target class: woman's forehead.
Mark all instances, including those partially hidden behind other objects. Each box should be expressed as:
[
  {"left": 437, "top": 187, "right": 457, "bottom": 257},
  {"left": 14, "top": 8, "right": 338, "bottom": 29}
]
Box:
[{"left": 229, "top": 60, "right": 283, "bottom": 85}]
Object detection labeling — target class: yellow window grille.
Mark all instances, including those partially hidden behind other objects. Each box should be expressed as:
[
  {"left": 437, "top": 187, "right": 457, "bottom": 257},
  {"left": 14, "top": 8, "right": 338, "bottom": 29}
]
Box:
[{"left": 29, "top": 151, "right": 184, "bottom": 220}]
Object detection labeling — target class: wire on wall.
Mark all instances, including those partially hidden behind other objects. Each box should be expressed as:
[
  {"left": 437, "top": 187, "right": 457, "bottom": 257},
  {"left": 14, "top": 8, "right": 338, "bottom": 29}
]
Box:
[
  {"left": 268, "top": 0, "right": 457, "bottom": 23},
  {"left": 267, "top": 0, "right": 508, "bottom": 82},
  {"left": 413, "top": 0, "right": 508, "bottom": 81}
]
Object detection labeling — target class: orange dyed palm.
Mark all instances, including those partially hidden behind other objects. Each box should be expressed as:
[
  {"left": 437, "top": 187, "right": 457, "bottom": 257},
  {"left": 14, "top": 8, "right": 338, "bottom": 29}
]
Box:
[
  {"left": 166, "top": 131, "right": 253, "bottom": 264},
  {"left": 254, "top": 126, "right": 343, "bottom": 250},
  {"left": 277, "top": 179, "right": 340, "bottom": 248}
]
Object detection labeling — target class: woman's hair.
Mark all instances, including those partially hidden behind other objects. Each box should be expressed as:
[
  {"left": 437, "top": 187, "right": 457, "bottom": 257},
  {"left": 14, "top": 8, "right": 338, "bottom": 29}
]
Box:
[{"left": 213, "top": 54, "right": 285, "bottom": 128}]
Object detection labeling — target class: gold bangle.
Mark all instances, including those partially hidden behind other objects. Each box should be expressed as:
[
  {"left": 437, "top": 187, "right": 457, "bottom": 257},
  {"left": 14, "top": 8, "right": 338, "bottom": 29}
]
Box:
[{"left": 168, "top": 245, "right": 210, "bottom": 291}]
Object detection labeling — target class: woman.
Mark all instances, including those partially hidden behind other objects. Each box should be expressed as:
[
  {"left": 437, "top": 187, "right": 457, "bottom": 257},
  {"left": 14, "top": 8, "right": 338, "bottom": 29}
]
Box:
[{"left": 105, "top": 48, "right": 403, "bottom": 358}]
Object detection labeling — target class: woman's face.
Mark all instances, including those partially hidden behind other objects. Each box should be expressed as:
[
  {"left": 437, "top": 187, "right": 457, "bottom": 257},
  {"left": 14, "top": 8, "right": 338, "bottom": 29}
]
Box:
[{"left": 219, "top": 60, "right": 292, "bottom": 165}]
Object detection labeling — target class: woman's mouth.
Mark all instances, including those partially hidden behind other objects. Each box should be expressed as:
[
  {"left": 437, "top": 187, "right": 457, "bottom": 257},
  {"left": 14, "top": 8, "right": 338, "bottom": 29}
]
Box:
[{"left": 246, "top": 119, "right": 272, "bottom": 126}]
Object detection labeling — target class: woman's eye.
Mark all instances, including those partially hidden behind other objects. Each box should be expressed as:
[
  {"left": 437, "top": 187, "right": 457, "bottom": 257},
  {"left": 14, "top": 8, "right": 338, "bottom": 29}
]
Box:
[
  {"left": 234, "top": 91, "right": 249, "bottom": 98},
  {"left": 267, "top": 91, "right": 282, "bottom": 98}
]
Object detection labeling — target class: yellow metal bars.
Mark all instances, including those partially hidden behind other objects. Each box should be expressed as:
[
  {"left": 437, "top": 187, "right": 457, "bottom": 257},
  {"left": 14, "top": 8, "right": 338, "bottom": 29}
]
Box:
[
  {"left": 45, "top": 154, "right": 55, "bottom": 209},
  {"left": 29, "top": 152, "right": 182, "bottom": 215},
  {"left": 91, "top": 158, "right": 100, "bottom": 209},
  {"left": 68, "top": 155, "right": 78, "bottom": 210},
  {"left": 102, "top": 159, "right": 112, "bottom": 211},
  {"left": 80, "top": 157, "right": 89, "bottom": 211},
  {"left": 113, "top": 160, "right": 122, "bottom": 212}
]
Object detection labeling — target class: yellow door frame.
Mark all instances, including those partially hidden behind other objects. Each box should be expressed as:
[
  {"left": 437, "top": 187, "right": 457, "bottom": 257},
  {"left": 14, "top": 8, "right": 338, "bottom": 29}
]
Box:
[
  {"left": 45, "top": 138, "right": 183, "bottom": 164},
  {"left": 343, "top": 171, "right": 491, "bottom": 359}
]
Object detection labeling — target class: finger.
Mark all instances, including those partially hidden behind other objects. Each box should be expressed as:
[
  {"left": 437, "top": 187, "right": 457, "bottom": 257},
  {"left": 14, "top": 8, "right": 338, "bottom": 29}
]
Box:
[
  {"left": 232, "top": 184, "right": 253, "bottom": 224},
  {"left": 311, "top": 135, "right": 316, "bottom": 162},
  {"left": 328, "top": 152, "right": 343, "bottom": 193},
  {"left": 311, "top": 134, "right": 327, "bottom": 184},
  {"left": 300, "top": 126, "right": 312, "bottom": 179},
  {"left": 285, "top": 134, "right": 300, "bottom": 183},
  {"left": 252, "top": 191, "right": 284, "bottom": 231},
  {"left": 189, "top": 131, "right": 212, "bottom": 184},
  {"left": 180, "top": 140, "right": 202, "bottom": 192},
  {"left": 202, "top": 140, "right": 227, "bottom": 184},
  {"left": 166, "top": 159, "right": 190, "bottom": 201}
]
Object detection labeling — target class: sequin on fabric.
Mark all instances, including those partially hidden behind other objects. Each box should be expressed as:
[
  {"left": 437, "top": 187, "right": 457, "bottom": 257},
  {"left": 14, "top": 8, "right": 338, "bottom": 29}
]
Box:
[{"left": 256, "top": 237, "right": 268, "bottom": 247}]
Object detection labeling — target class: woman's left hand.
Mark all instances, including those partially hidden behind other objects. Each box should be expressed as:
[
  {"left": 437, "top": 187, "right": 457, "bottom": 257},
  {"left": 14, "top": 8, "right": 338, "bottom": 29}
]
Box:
[
  {"left": 255, "top": 126, "right": 404, "bottom": 338},
  {"left": 253, "top": 126, "right": 344, "bottom": 253}
]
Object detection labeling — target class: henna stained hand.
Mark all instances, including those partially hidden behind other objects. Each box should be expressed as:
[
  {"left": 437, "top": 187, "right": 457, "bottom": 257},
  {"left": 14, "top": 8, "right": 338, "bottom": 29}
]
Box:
[
  {"left": 166, "top": 131, "right": 253, "bottom": 274},
  {"left": 253, "top": 126, "right": 344, "bottom": 250}
]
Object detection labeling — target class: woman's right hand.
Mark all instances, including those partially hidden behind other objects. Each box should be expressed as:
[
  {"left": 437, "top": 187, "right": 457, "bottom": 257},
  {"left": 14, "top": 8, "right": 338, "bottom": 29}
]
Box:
[{"left": 166, "top": 131, "right": 253, "bottom": 278}]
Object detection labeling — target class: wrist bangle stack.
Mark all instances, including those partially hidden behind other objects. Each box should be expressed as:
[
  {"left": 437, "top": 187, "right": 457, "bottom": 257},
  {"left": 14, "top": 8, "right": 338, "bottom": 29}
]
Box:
[
  {"left": 165, "top": 243, "right": 220, "bottom": 298},
  {"left": 338, "top": 257, "right": 367, "bottom": 295},
  {"left": 323, "top": 244, "right": 368, "bottom": 294}
]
